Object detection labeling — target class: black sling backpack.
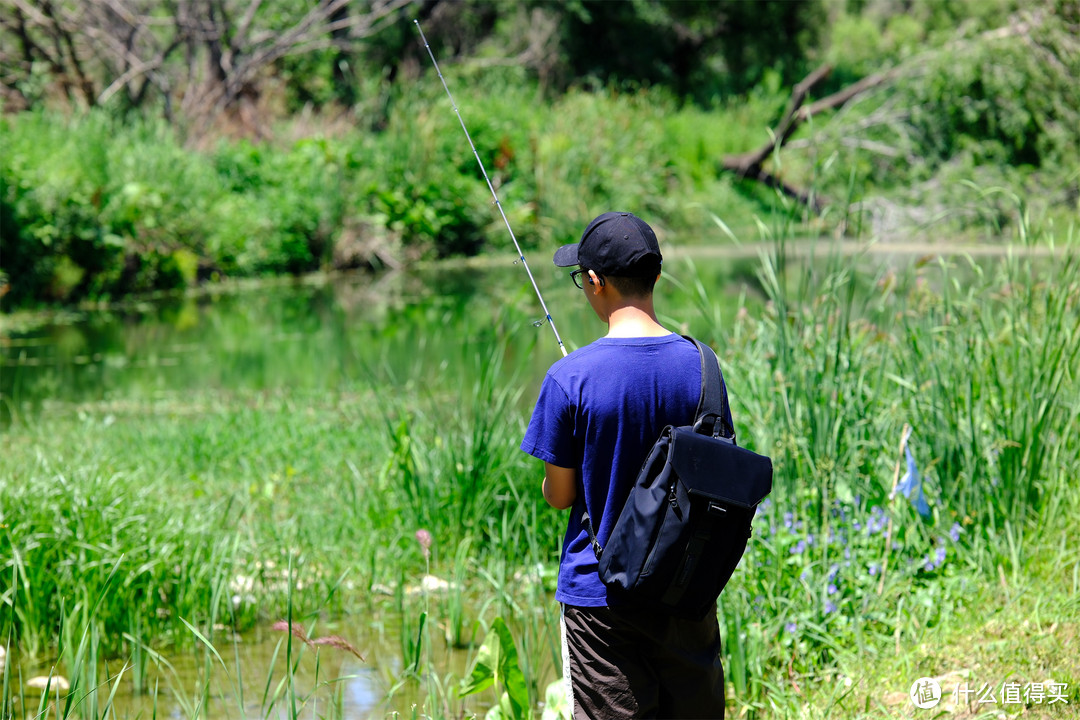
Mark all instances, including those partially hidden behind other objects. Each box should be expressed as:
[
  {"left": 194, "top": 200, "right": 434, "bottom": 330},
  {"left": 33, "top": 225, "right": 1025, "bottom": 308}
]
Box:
[{"left": 583, "top": 337, "right": 773, "bottom": 620}]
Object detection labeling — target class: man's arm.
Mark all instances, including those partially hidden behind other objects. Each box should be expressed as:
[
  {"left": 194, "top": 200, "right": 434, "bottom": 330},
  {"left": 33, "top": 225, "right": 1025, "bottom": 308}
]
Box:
[{"left": 542, "top": 462, "right": 577, "bottom": 509}]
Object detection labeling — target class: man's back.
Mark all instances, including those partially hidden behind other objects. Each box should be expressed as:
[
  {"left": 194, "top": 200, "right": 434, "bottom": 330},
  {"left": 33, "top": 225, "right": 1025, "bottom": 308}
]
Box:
[{"left": 522, "top": 334, "right": 700, "bottom": 607}]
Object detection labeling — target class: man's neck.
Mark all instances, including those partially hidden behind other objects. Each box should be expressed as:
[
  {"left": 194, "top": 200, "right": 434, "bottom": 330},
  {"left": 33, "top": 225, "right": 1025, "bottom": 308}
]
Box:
[{"left": 605, "top": 304, "right": 670, "bottom": 338}]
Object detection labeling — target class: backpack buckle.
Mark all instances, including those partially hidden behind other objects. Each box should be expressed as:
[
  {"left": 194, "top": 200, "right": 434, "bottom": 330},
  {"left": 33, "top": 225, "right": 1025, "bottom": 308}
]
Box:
[{"left": 693, "top": 413, "right": 721, "bottom": 436}]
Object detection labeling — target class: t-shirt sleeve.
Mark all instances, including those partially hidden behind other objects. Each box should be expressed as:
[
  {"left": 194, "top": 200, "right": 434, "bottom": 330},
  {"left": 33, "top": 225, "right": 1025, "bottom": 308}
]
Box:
[{"left": 520, "top": 374, "right": 577, "bottom": 467}]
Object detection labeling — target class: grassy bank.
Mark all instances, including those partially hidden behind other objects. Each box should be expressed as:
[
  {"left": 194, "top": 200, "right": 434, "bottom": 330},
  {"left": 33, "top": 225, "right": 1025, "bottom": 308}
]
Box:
[{"left": 2, "top": 215, "right": 1078, "bottom": 717}]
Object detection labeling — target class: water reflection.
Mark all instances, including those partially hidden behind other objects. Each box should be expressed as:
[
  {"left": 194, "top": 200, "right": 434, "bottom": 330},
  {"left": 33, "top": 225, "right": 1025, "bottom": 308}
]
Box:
[{"left": 0, "top": 256, "right": 762, "bottom": 426}]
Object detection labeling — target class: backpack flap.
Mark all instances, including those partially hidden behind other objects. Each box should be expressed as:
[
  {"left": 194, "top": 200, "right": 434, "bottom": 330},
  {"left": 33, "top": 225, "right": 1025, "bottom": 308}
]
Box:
[{"left": 668, "top": 426, "right": 773, "bottom": 508}]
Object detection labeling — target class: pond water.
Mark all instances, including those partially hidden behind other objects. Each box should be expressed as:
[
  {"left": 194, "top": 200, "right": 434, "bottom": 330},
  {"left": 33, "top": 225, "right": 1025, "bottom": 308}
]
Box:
[
  {"left": 4, "top": 238, "right": 1025, "bottom": 420},
  {"left": 9, "top": 615, "right": 476, "bottom": 718},
  {"left": 0, "top": 252, "right": 770, "bottom": 424}
]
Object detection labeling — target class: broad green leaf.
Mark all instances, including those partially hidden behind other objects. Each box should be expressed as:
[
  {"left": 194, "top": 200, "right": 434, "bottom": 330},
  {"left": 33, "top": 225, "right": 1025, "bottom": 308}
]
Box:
[
  {"left": 459, "top": 616, "right": 528, "bottom": 720},
  {"left": 459, "top": 623, "right": 498, "bottom": 697},
  {"left": 492, "top": 618, "right": 529, "bottom": 720}
]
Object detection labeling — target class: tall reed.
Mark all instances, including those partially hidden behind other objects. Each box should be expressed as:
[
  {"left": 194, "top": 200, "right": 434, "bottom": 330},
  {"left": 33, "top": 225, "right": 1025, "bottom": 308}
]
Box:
[{"left": 698, "top": 209, "right": 1078, "bottom": 715}]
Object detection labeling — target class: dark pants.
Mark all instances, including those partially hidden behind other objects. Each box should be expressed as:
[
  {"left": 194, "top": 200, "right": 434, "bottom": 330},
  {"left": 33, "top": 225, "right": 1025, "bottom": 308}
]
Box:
[{"left": 562, "top": 604, "right": 726, "bottom": 719}]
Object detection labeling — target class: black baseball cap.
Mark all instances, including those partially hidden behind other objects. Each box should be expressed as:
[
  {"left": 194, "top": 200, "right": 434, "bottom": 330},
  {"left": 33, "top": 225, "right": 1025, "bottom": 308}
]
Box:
[{"left": 552, "top": 211, "right": 662, "bottom": 277}]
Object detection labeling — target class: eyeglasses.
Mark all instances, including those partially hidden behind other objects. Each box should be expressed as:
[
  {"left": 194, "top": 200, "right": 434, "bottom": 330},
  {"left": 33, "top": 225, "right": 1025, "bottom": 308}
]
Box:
[{"left": 570, "top": 269, "right": 605, "bottom": 289}]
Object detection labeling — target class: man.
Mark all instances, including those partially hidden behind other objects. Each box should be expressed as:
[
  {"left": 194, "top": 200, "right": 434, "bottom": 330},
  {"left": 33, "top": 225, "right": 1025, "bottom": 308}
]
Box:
[{"left": 521, "top": 212, "right": 726, "bottom": 719}]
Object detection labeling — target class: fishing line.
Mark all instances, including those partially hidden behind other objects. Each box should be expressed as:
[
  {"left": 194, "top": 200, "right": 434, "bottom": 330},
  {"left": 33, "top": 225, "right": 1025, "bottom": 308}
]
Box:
[{"left": 414, "top": 20, "right": 567, "bottom": 357}]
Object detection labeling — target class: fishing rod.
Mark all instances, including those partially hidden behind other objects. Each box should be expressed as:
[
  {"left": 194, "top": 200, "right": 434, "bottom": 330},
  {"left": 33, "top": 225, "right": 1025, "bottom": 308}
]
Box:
[{"left": 414, "top": 20, "right": 567, "bottom": 358}]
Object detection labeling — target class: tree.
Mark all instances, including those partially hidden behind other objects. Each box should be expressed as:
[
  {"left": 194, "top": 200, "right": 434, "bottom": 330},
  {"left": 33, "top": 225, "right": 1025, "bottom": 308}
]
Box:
[
  {"left": 718, "top": 5, "right": 1080, "bottom": 221},
  {"left": 0, "top": 0, "right": 414, "bottom": 135},
  {"left": 553, "top": 0, "right": 826, "bottom": 100}
]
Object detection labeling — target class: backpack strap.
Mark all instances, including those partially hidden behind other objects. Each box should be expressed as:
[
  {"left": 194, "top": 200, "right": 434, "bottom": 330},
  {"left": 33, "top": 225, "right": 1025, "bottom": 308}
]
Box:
[
  {"left": 685, "top": 336, "right": 736, "bottom": 442},
  {"left": 582, "top": 510, "right": 603, "bottom": 560}
]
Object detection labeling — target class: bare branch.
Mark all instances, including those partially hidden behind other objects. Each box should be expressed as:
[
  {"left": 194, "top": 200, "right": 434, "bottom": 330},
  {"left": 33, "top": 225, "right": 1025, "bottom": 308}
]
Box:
[
  {"left": 722, "top": 63, "right": 833, "bottom": 177},
  {"left": 231, "top": 0, "right": 264, "bottom": 53},
  {"left": 204, "top": 0, "right": 411, "bottom": 114},
  {"left": 8, "top": 0, "right": 50, "bottom": 25},
  {"left": 472, "top": 7, "right": 559, "bottom": 72},
  {"left": 797, "top": 68, "right": 900, "bottom": 122},
  {"left": 0, "top": 0, "right": 418, "bottom": 131},
  {"left": 718, "top": 62, "right": 901, "bottom": 213}
]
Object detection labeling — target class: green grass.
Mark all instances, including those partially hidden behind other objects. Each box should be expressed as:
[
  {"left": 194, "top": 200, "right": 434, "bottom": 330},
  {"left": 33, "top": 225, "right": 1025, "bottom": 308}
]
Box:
[{"left": 2, "top": 209, "right": 1078, "bottom": 717}]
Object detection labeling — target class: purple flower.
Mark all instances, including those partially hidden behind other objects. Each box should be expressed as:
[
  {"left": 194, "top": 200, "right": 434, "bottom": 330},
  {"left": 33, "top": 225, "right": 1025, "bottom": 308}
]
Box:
[
  {"left": 791, "top": 540, "right": 807, "bottom": 555},
  {"left": 827, "top": 564, "right": 840, "bottom": 581},
  {"left": 824, "top": 600, "right": 837, "bottom": 614},
  {"left": 827, "top": 583, "right": 838, "bottom": 595},
  {"left": 949, "top": 522, "right": 963, "bottom": 542},
  {"left": 415, "top": 529, "right": 433, "bottom": 561},
  {"left": 922, "top": 545, "right": 946, "bottom": 572},
  {"left": 866, "top": 510, "right": 888, "bottom": 535},
  {"left": 783, "top": 512, "right": 794, "bottom": 530},
  {"left": 784, "top": 622, "right": 798, "bottom": 633},
  {"left": 868, "top": 563, "right": 880, "bottom": 576}
]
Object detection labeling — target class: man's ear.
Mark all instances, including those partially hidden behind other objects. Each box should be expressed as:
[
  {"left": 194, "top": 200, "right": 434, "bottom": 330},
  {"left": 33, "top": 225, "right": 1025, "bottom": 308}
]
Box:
[{"left": 587, "top": 269, "right": 604, "bottom": 293}]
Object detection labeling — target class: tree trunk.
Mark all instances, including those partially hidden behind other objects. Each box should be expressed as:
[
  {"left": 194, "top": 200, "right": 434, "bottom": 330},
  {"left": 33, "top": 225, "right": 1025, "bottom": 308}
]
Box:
[{"left": 719, "top": 64, "right": 898, "bottom": 213}]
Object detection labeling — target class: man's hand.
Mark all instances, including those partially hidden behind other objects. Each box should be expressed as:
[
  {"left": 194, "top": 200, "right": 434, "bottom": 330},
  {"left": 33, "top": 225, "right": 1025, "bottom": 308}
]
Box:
[{"left": 542, "top": 462, "right": 577, "bottom": 509}]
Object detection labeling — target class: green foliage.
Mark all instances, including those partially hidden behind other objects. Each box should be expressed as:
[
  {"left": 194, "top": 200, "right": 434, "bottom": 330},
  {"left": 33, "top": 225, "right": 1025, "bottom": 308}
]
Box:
[
  {"left": 0, "top": 111, "right": 351, "bottom": 308},
  {"left": 459, "top": 617, "right": 529, "bottom": 720},
  {"left": 3, "top": 1, "right": 1079, "bottom": 312},
  {"left": 0, "top": 80, "right": 767, "bottom": 309},
  {"left": 824, "top": 13, "right": 924, "bottom": 80},
  {"left": 0, "top": 111, "right": 221, "bottom": 307},
  {"left": 899, "top": 23, "right": 1079, "bottom": 170},
  {"left": 371, "top": 176, "right": 486, "bottom": 258}
]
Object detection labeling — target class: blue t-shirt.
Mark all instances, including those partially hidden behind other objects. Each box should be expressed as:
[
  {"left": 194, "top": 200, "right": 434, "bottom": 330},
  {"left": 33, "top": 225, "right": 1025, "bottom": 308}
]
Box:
[{"left": 521, "top": 334, "right": 702, "bottom": 606}]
